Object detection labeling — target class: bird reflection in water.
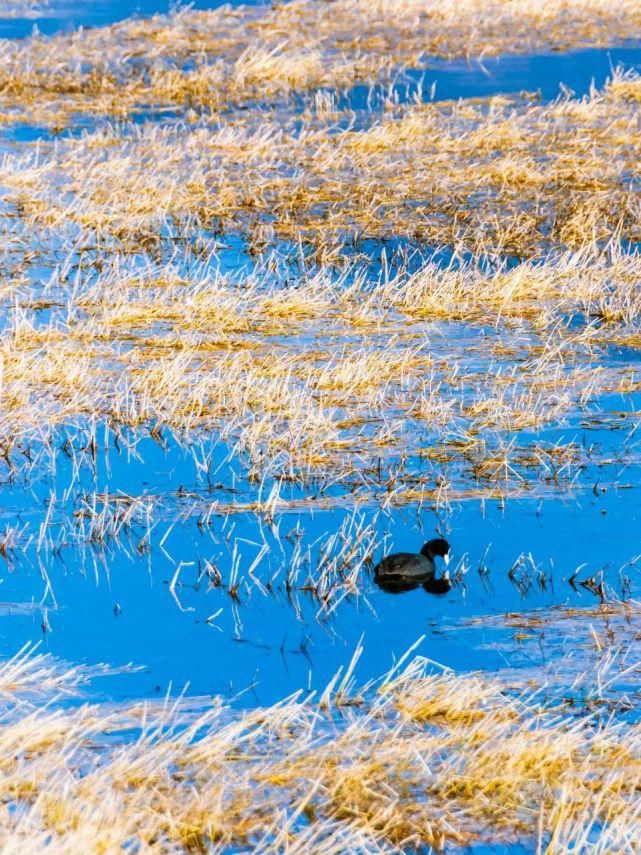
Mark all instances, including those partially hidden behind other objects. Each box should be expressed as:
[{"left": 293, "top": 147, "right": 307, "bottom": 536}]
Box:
[{"left": 374, "top": 575, "right": 452, "bottom": 595}]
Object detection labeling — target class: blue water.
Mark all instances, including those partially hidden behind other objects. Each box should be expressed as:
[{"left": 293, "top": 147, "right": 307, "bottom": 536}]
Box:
[
  {"left": 1, "top": 412, "right": 639, "bottom": 709},
  {"left": 0, "top": 0, "right": 258, "bottom": 38}
]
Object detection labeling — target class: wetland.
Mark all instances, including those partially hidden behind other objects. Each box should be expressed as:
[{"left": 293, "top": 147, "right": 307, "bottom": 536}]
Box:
[{"left": 0, "top": 0, "right": 641, "bottom": 850}]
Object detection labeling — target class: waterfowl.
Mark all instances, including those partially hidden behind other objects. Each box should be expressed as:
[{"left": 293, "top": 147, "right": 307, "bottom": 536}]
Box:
[{"left": 373, "top": 537, "right": 450, "bottom": 585}]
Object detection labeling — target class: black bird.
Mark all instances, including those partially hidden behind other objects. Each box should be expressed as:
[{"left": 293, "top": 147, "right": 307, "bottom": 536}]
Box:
[{"left": 373, "top": 538, "right": 451, "bottom": 594}]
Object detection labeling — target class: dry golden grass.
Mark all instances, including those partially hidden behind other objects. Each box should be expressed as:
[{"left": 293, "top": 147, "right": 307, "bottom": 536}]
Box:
[
  {"left": 0, "top": 642, "right": 639, "bottom": 851},
  {"left": 5, "top": 70, "right": 641, "bottom": 261},
  {"left": 0, "top": 0, "right": 639, "bottom": 127},
  {"left": 1, "top": 246, "right": 638, "bottom": 499},
  {"left": 0, "top": 13, "right": 637, "bottom": 508}
]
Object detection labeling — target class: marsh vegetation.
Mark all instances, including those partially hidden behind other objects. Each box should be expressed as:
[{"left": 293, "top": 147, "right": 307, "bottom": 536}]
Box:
[{"left": 0, "top": 0, "right": 640, "bottom": 850}]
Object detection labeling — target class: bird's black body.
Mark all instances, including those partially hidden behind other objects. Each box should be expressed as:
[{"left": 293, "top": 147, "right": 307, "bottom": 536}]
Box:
[
  {"left": 374, "top": 552, "right": 436, "bottom": 580},
  {"left": 373, "top": 538, "right": 451, "bottom": 594}
]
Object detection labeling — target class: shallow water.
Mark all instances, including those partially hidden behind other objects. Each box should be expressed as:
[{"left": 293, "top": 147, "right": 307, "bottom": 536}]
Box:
[
  {"left": 0, "top": 0, "right": 258, "bottom": 38},
  {"left": 1, "top": 408, "right": 640, "bottom": 709},
  {"left": 414, "top": 43, "right": 641, "bottom": 102}
]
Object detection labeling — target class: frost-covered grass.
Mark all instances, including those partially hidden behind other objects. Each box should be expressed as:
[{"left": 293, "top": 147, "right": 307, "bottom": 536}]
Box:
[{"left": 1, "top": 641, "right": 641, "bottom": 852}]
